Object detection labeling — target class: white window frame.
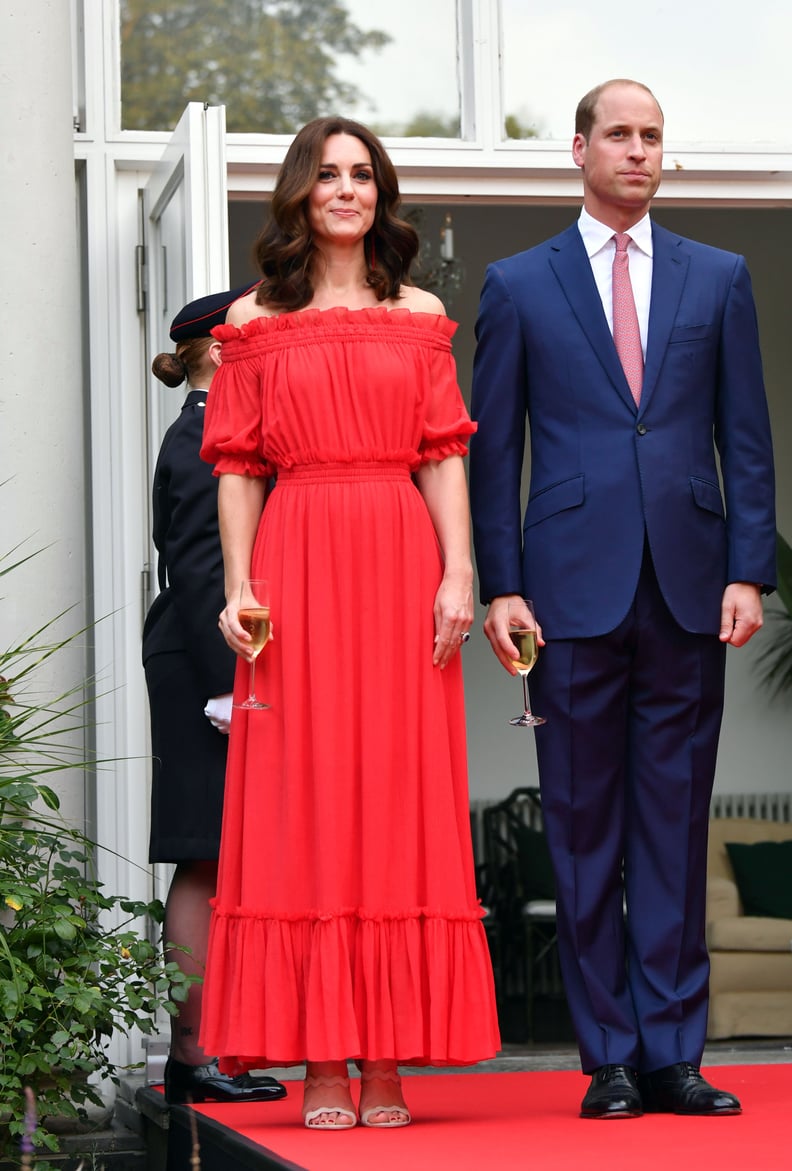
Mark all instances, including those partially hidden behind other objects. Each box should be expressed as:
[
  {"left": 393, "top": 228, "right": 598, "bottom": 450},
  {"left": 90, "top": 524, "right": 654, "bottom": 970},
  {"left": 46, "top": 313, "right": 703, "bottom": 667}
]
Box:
[{"left": 86, "top": 0, "right": 791, "bottom": 204}]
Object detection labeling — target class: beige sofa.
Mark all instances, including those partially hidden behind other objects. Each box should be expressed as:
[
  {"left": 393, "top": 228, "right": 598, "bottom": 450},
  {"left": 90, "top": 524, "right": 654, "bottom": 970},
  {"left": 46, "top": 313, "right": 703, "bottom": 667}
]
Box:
[{"left": 706, "top": 817, "right": 792, "bottom": 1039}]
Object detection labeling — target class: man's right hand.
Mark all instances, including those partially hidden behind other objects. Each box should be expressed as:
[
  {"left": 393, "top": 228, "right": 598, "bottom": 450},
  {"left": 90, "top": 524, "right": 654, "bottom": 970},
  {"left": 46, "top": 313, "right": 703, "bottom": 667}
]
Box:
[{"left": 483, "top": 595, "right": 545, "bottom": 674}]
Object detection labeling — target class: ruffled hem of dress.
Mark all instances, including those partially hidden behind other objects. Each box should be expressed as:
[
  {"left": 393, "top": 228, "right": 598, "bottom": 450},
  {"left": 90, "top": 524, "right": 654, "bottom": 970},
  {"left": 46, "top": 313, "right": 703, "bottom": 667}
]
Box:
[
  {"left": 212, "top": 305, "right": 457, "bottom": 348},
  {"left": 208, "top": 900, "right": 487, "bottom": 922},
  {"left": 200, "top": 905, "right": 501, "bottom": 1071}
]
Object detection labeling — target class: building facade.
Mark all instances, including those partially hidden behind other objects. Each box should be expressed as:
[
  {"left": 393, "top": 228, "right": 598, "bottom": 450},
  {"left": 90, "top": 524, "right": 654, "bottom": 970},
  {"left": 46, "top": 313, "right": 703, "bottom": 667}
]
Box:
[{"left": 2, "top": 0, "right": 790, "bottom": 1068}]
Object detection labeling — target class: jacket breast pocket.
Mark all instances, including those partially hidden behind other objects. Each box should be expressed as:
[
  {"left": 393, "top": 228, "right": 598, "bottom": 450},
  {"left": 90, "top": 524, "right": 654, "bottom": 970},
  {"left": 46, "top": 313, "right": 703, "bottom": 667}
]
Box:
[
  {"left": 690, "top": 476, "right": 724, "bottom": 517},
  {"left": 524, "top": 474, "right": 585, "bottom": 528},
  {"left": 668, "top": 324, "right": 713, "bottom": 345}
]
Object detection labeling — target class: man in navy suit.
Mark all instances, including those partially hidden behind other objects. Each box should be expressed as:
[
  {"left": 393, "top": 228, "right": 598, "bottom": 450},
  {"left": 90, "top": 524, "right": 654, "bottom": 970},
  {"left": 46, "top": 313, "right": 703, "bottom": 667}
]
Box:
[{"left": 470, "top": 79, "right": 776, "bottom": 1118}]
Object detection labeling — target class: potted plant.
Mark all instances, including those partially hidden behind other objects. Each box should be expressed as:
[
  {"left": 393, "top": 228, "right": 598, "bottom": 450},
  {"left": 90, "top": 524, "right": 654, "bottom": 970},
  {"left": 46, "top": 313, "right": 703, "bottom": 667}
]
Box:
[
  {"left": 755, "top": 531, "right": 792, "bottom": 699},
  {"left": 0, "top": 545, "right": 194, "bottom": 1164}
]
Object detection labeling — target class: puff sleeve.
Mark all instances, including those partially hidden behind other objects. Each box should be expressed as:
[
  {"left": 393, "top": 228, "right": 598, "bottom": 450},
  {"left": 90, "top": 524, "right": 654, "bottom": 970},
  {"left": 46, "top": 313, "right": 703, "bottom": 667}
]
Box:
[
  {"left": 418, "top": 333, "right": 477, "bottom": 464},
  {"left": 199, "top": 324, "right": 274, "bottom": 478}
]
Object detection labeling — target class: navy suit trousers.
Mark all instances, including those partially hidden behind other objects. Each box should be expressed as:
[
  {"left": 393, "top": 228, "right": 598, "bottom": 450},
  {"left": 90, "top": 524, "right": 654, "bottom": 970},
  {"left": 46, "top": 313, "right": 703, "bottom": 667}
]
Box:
[{"left": 529, "top": 547, "right": 727, "bottom": 1073}]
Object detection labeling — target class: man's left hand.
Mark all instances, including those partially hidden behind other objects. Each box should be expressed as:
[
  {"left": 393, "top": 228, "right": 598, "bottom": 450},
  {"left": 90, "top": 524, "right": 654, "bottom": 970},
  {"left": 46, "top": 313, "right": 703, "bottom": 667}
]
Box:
[{"left": 719, "top": 582, "right": 764, "bottom": 647}]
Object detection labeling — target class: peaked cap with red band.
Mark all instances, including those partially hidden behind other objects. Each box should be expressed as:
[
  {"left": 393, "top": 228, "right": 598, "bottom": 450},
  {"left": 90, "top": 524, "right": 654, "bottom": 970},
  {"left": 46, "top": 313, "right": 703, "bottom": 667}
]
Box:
[{"left": 169, "top": 280, "right": 261, "bottom": 341}]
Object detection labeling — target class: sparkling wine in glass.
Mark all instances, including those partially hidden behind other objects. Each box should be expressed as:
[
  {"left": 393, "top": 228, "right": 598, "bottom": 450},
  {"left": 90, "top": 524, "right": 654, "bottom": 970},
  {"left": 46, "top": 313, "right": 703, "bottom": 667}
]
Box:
[
  {"left": 508, "top": 598, "right": 545, "bottom": 728},
  {"left": 235, "top": 579, "right": 271, "bottom": 710}
]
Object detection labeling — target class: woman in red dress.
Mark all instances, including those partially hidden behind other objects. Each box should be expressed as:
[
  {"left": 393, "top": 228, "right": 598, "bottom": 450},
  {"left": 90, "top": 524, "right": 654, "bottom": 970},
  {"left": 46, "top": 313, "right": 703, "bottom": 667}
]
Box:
[{"left": 199, "top": 117, "right": 499, "bottom": 1130}]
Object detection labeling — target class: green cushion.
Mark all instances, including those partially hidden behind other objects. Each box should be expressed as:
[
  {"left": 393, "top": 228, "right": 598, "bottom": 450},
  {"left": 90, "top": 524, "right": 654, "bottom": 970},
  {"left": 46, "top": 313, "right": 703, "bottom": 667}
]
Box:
[
  {"left": 725, "top": 840, "right": 792, "bottom": 919},
  {"left": 513, "top": 824, "right": 556, "bottom": 900}
]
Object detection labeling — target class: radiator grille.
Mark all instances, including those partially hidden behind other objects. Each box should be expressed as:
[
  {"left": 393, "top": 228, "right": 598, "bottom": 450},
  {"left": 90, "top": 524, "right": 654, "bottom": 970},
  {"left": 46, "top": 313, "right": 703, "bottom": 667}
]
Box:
[
  {"left": 472, "top": 793, "right": 792, "bottom": 852},
  {"left": 709, "top": 792, "right": 792, "bottom": 822}
]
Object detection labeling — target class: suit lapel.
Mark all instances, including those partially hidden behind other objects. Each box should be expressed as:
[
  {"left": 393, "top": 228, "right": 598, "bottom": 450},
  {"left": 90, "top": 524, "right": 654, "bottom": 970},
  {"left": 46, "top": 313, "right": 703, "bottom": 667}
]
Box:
[
  {"left": 641, "top": 225, "right": 690, "bottom": 410},
  {"left": 548, "top": 225, "right": 636, "bottom": 412}
]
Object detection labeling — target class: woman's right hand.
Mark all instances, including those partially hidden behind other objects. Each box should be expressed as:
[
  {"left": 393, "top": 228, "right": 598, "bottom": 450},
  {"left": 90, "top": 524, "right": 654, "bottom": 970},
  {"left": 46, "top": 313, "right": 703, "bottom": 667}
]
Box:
[
  {"left": 219, "top": 590, "right": 275, "bottom": 660},
  {"left": 218, "top": 592, "right": 256, "bottom": 660}
]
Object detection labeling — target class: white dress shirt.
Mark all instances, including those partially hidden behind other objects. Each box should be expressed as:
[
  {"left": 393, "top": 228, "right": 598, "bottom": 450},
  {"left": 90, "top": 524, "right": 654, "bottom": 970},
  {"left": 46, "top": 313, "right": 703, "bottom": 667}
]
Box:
[{"left": 577, "top": 207, "right": 653, "bottom": 359}]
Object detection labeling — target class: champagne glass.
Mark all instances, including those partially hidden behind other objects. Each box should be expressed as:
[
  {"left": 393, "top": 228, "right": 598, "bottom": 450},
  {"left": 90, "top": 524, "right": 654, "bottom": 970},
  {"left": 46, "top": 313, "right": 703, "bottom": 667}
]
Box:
[
  {"left": 508, "top": 598, "right": 546, "bottom": 728},
  {"left": 235, "top": 579, "right": 271, "bottom": 710}
]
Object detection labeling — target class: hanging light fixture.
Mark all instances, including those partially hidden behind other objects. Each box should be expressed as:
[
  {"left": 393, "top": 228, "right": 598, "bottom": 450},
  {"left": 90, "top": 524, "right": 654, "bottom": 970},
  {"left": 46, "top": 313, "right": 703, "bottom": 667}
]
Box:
[{"left": 406, "top": 209, "right": 466, "bottom": 304}]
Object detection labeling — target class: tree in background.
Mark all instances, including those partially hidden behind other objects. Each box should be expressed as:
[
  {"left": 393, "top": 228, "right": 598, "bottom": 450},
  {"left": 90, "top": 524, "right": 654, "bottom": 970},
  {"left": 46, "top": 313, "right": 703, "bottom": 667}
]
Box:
[
  {"left": 120, "top": 0, "right": 389, "bottom": 133},
  {"left": 397, "top": 111, "right": 461, "bottom": 138},
  {"left": 504, "top": 113, "right": 540, "bottom": 140},
  {"left": 372, "top": 111, "right": 541, "bottom": 140}
]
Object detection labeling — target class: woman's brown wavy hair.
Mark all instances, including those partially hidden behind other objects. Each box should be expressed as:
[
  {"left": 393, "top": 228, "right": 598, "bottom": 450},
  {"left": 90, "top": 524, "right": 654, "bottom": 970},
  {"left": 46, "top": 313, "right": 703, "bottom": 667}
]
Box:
[{"left": 253, "top": 117, "right": 419, "bottom": 311}]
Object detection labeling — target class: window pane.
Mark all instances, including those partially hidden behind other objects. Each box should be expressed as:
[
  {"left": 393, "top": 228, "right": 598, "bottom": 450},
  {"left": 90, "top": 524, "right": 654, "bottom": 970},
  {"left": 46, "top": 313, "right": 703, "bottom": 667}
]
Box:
[
  {"left": 120, "top": 0, "right": 460, "bottom": 137},
  {"left": 501, "top": 0, "right": 792, "bottom": 145},
  {"left": 341, "top": 0, "right": 461, "bottom": 137}
]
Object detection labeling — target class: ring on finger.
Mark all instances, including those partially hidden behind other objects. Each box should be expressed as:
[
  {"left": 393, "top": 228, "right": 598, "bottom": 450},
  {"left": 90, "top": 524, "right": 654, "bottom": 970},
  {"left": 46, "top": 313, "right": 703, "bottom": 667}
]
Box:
[{"left": 460, "top": 631, "right": 471, "bottom": 644}]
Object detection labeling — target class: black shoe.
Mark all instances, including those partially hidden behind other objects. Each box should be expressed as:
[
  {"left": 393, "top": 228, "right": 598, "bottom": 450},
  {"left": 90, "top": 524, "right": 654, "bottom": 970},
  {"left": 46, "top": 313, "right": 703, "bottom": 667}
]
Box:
[
  {"left": 638, "top": 1063, "right": 741, "bottom": 1115},
  {"left": 580, "top": 1064, "right": 642, "bottom": 1119},
  {"left": 164, "top": 1057, "right": 287, "bottom": 1105}
]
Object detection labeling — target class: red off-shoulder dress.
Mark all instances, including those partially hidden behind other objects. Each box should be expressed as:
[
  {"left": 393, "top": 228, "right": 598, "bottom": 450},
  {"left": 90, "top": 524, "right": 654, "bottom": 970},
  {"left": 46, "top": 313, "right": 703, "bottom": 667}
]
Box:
[{"left": 198, "top": 307, "right": 500, "bottom": 1071}]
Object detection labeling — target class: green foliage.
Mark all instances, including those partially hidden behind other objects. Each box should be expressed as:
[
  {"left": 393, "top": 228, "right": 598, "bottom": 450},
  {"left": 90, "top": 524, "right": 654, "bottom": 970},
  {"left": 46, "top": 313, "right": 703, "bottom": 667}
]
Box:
[
  {"left": 1, "top": 545, "right": 196, "bottom": 1163},
  {"left": 378, "top": 109, "right": 541, "bottom": 141},
  {"left": 775, "top": 529, "right": 792, "bottom": 616},
  {"left": 394, "top": 111, "right": 461, "bottom": 138},
  {"left": 504, "top": 113, "right": 540, "bottom": 140},
  {"left": 755, "top": 531, "right": 792, "bottom": 700},
  {"left": 120, "top": 0, "right": 390, "bottom": 133}
]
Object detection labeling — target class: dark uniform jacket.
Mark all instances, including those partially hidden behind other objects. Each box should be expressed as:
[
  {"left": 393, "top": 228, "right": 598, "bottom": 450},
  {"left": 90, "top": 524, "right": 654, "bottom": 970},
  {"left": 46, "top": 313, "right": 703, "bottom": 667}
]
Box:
[{"left": 142, "top": 389, "right": 235, "bottom": 697}]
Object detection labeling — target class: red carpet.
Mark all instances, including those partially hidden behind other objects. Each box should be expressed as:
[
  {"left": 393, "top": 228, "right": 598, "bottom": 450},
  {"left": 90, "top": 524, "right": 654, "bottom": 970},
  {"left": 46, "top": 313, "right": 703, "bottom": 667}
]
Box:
[{"left": 184, "top": 1064, "right": 790, "bottom": 1170}]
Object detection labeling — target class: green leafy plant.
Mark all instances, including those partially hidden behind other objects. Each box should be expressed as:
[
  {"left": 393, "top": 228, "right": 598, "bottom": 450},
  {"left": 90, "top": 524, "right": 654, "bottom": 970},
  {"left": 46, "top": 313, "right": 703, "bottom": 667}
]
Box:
[
  {"left": 0, "top": 543, "right": 195, "bottom": 1164},
  {"left": 755, "top": 531, "right": 792, "bottom": 699}
]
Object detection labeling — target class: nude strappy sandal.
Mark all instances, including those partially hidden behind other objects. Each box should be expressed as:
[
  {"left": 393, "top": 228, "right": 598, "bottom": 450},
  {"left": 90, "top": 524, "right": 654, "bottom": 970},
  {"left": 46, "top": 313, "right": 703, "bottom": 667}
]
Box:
[
  {"left": 359, "top": 1065, "right": 412, "bottom": 1129},
  {"left": 302, "top": 1072, "right": 357, "bottom": 1130}
]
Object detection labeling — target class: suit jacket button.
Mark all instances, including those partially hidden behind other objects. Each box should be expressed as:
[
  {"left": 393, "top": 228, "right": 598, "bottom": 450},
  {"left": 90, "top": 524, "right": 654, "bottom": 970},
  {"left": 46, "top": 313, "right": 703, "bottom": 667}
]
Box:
[{"left": 636, "top": 423, "right": 648, "bottom": 435}]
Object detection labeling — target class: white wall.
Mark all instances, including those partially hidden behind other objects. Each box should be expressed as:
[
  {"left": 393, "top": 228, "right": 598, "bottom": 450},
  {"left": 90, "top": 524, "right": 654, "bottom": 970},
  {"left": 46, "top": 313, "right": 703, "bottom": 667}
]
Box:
[
  {"left": 0, "top": 2, "right": 87, "bottom": 825},
  {"left": 230, "top": 201, "right": 792, "bottom": 802}
]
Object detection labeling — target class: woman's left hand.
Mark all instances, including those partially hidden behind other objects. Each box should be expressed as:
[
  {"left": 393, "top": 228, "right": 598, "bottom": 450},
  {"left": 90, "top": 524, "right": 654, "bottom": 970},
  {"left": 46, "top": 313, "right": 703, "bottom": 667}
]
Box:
[{"left": 432, "top": 574, "right": 474, "bottom": 669}]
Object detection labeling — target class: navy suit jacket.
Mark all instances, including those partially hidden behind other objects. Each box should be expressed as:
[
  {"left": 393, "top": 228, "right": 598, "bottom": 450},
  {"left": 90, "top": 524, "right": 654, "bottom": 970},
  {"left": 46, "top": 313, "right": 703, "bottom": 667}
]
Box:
[
  {"left": 470, "top": 221, "right": 776, "bottom": 639},
  {"left": 142, "top": 390, "right": 235, "bottom": 698}
]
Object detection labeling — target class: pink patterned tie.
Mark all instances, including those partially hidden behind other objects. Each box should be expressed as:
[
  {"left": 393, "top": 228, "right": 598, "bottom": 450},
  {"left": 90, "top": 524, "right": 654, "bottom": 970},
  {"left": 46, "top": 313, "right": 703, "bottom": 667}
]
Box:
[{"left": 612, "top": 233, "right": 643, "bottom": 405}]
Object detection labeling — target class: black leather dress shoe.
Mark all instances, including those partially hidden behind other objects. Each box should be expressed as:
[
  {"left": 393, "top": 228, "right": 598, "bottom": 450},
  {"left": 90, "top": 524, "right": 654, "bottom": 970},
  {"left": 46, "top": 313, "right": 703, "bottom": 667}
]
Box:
[
  {"left": 164, "top": 1057, "right": 287, "bottom": 1105},
  {"left": 638, "top": 1063, "right": 741, "bottom": 1115},
  {"left": 580, "top": 1064, "right": 642, "bottom": 1119}
]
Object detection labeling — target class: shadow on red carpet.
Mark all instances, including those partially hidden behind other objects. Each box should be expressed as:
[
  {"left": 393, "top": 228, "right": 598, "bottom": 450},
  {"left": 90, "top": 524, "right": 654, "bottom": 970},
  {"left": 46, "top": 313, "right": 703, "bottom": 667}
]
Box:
[{"left": 184, "top": 1064, "right": 789, "bottom": 1170}]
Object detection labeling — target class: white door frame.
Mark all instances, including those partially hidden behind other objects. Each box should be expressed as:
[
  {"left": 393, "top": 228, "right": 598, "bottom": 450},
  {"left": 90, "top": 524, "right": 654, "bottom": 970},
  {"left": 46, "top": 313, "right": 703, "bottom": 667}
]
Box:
[{"left": 82, "top": 103, "right": 229, "bottom": 1065}]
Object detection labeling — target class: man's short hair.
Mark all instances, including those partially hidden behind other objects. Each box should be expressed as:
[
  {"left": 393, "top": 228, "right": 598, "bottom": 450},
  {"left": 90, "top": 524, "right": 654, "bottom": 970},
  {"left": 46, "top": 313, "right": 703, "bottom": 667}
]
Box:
[{"left": 575, "top": 79, "right": 663, "bottom": 141}]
